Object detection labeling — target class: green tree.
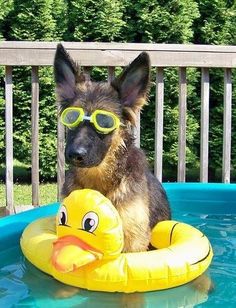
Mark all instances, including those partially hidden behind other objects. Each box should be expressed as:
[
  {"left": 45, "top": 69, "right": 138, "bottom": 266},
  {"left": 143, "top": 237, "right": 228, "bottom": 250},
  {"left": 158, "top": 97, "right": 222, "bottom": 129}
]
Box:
[
  {"left": 130, "top": 1, "right": 201, "bottom": 174},
  {"left": 122, "top": 0, "right": 199, "bottom": 43},
  {"left": 66, "top": 0, "right": 125, "bottom": 41},
  {"left": 1, "top": 0, "right": 235, "bottom": 181},
  {"left": 192, "top": 0, "right": 236, "bottom": 178},
  {"left": 1, "top": 0, "right": 68, "bottom": 179},
  {"left": 194, "top": 0, "right": 236, "bottom": 45},
  {"left": 0, "top": 0, "right": 14, "bottom": 39},
  {"left": 0, "top": 0, "right": 14, "bottom": 164},
  {"left": 4, "top": 0, "right": 67, "bottom": 41}
]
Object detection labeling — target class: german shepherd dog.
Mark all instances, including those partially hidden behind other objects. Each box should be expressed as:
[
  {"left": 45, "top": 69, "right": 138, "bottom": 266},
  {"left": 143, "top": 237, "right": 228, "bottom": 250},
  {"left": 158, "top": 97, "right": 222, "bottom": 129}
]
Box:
[{"left": 54, "top": 44, "right": 171, "bottom": 253}]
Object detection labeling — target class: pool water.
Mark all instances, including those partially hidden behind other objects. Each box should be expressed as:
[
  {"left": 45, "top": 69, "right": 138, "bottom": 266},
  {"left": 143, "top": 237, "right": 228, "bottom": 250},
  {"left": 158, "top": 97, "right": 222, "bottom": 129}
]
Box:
[{"left": 0, "top": 183, "right": 236, "bottom": 307}]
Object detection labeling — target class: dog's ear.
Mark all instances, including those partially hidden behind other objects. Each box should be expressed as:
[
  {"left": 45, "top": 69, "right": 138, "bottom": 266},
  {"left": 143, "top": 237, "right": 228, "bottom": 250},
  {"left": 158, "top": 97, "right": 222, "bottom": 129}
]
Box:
[
  {"left": 112, "top": 52, "right": 150, "bottom": 117},
  {"left": 54, "top": 44, "right": 77, "bottom": 103}
]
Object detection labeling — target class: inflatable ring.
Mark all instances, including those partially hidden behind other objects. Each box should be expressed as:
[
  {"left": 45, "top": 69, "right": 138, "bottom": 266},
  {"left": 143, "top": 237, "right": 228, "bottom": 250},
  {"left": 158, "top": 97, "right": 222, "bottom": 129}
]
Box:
[{"left": 20, "top": 189, "right": 213, "bottom": 293}]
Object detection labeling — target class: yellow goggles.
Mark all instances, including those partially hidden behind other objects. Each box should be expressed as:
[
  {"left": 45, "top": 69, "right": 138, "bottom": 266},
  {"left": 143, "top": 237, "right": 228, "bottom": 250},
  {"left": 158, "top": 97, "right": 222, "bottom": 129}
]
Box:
[{"left": 60, "top": 107, "right": 120, "bottom": 134}]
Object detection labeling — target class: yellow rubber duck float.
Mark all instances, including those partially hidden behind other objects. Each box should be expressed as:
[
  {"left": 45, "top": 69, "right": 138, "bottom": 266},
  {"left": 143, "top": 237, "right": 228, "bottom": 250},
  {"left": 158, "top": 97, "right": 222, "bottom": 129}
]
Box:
[{"left": 20, "top": 189, "right": 213, "bottom": 293}]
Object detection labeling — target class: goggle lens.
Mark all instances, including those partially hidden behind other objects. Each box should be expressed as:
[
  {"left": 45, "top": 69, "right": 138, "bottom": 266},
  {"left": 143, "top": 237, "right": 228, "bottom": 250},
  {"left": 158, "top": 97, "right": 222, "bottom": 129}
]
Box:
[
  {"left": 95, "top": 113, "right": 115, "bottom": 129},
  {"left": 63, "top": 110, "right": 81, "bottom": 125}
]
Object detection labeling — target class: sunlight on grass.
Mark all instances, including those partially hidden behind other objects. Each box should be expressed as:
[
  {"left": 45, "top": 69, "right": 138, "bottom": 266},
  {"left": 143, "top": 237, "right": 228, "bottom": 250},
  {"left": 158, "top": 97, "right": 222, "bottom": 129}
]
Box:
[{"left": 0, "top": 183, "right": 57, "bottom": 207}]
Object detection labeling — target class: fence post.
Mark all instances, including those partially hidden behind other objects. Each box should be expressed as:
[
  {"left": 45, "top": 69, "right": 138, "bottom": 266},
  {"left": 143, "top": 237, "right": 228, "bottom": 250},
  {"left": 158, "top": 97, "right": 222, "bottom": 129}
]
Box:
[
  {"left": 31, "top": 66, "right": 40, "bottom": 205},
  {"left": 5, "top": 66, "right": 14, "bottom": 214}
]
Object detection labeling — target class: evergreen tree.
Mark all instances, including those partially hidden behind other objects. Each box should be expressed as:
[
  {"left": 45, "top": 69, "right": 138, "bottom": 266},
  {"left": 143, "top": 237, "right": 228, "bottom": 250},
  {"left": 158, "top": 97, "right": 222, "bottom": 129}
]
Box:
[
  {"left": 5, "top": 0, "right": 67, "bottom": 41},
  {"left": 0, "top": 0, "right": 235, "bottom": 181},
  {"left": 1, "top": 0, "right": 68, "bottom": 179},
  {"left": 127, "top": 1, "right": 201, "bottom": 174},
  {"left": 194, "top": 0, "right": 236, "bottom": 45},
  {"left": 193, "top": 0, "right": 236, "bottom": 179},
  {"left": 122, "top": 0, "right": 199, "bottom": 43},
  {"left": 66, "top": 0, "right": 125, "bottom": 41},
  {"left": 0, "top": 0, "right": 14, "bottom": 165}
]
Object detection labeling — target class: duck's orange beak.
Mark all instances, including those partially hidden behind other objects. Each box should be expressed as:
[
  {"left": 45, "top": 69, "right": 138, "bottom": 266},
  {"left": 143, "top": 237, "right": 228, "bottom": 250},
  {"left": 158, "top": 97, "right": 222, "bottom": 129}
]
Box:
[{"left": 52, "top": 236, "right": 102, "bottom": 273}]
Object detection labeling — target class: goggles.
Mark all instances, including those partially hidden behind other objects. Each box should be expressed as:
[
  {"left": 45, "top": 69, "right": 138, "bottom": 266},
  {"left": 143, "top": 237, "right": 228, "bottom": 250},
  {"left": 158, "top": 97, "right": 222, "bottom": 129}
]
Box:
[{"left": 60, "top": 107, "right": 120, "bottom": 134}]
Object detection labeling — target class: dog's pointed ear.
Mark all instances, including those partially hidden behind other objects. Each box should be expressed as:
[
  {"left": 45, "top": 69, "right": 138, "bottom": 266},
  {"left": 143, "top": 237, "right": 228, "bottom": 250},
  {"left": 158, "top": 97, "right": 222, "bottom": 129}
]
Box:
[
  {"left": 54, "top": 44, "right": 77, "bottom": 102},
  {"left": 112, "top": 52, "right": 150, "bottom": 114}
]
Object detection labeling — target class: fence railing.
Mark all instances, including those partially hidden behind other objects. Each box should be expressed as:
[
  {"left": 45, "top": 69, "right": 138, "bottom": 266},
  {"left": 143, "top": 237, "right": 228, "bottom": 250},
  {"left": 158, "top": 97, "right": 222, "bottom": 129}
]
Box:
[{"left": 0, "top": 41, "right": 236, "bottom": 214}]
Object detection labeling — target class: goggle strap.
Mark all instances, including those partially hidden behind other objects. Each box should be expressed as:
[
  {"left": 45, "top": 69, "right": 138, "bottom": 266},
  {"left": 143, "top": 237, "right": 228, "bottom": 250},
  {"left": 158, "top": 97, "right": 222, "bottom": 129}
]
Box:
[{"left": 83, "top": 115, "right": 91, "bottom": 121}]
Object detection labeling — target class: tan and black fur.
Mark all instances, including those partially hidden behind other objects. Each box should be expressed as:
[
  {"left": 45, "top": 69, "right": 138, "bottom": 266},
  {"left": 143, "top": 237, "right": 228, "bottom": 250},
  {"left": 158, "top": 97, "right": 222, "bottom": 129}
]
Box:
[{"left": 54, "top": 44, "right": 171, "bottom": 252}]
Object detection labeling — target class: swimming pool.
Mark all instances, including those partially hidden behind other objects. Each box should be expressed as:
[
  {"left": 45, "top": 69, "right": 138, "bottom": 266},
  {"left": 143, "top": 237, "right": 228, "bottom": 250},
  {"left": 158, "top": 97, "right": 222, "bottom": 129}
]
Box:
[{"left": 0, "top": 183, "right": 235, "bottom": 307}]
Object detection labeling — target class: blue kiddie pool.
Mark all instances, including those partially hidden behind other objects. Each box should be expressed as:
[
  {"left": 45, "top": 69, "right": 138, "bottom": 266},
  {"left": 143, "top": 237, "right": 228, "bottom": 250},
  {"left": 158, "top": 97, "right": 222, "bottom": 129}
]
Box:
[{"left": 0, "top": 183, "right": 236, "bottom": 307}]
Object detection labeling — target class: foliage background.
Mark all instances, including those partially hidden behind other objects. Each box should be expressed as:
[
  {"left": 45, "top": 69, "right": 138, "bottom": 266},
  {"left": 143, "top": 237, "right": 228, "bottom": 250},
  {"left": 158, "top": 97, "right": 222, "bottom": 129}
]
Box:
[{"left": 0, "top": 0, "right": 236, "bottom": 181}]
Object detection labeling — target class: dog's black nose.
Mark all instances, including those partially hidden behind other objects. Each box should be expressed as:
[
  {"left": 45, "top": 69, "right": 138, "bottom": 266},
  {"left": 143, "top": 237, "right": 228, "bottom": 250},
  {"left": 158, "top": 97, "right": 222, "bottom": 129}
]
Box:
[{"left": 67, "top": 147, "right": 87, "bottom": 162}]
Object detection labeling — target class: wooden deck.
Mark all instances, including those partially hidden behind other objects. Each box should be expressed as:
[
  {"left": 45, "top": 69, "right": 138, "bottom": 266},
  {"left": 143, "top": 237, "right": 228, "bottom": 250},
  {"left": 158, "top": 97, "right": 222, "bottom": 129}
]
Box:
[{"left": 0, "top": 41, "right": 236, "bottom": 215}]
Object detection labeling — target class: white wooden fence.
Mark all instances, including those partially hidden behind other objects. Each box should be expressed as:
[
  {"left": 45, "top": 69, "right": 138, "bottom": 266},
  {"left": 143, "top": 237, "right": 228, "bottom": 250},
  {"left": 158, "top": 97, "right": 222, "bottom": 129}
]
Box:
[{"left": 0, "top": 41, "right": 236, "bottom": 214}]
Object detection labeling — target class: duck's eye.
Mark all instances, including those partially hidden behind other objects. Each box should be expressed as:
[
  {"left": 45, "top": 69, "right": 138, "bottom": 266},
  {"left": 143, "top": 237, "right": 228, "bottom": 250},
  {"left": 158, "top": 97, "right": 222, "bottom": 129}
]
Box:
[
  {"left": 82, "top": 212, "right": 99, "bottom": 233},
  {"left": 58, "top": 205, "right": 68, "bottom": 226}
]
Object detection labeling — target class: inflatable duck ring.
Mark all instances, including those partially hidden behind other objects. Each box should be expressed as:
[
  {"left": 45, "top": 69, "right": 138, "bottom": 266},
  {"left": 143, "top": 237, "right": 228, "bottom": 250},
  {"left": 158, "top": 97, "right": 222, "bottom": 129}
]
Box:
[{"left": 20, "top": 189, "right": 213, "bottom": 293}]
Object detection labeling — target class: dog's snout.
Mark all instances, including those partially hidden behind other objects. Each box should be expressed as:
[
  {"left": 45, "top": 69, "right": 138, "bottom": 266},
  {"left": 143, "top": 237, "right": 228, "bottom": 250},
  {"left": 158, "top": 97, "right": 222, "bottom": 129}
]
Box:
[{"left": 67, "top": 147, "right": 87, "bottom": 162}]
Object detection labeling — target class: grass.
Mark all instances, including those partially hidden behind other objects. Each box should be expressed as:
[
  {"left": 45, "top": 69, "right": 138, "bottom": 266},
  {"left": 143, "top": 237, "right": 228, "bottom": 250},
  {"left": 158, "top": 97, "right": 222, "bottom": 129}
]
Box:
[
  {"left": 0, "top": 182, "right": 57, "bottom": 207},
  {"left": 0, "top": 160, "right": 58, "bottom": 207}
]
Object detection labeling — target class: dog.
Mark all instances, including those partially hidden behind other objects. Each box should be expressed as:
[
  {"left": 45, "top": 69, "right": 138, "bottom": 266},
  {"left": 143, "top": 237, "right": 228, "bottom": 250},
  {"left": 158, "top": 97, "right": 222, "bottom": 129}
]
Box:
[{"left": 54, "top": 44, "right": 171, "bottom": 253}]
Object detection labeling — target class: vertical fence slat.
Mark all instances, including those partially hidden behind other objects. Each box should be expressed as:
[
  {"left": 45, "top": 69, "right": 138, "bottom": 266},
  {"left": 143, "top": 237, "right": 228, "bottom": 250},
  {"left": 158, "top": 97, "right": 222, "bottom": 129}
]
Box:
[
  {"left": 134, "top": 112, "right": 140, "bottom": 148},
  {"left": 108, "top": 67, "right": 115, "bottom": 82},
  {"left": 178, "top": 67, "right": 187, "bottom": 182},
  {"left": 200, "top": 68, "right": 210, "bottom": 182},
  {"left": 5, "top": 66, "right": 14, "bottom": 214},
  {"left": 154, "top": 68, "right": 164, "bottom": 181},
  {"left": 31, "top": 66, "right": 39, "bottom": 205},
  {"left": 222, "top": 68, "right": 232, "bottom": 183},
  {"left": 57, "top": 106, "right": 65, "bottom": 201}
]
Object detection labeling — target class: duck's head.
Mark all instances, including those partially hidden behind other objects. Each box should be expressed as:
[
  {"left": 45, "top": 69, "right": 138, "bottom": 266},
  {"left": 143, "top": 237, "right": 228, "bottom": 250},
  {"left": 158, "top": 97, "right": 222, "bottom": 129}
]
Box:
[{"left": 52, "top": 189, "right": 124, "bottom": 273}]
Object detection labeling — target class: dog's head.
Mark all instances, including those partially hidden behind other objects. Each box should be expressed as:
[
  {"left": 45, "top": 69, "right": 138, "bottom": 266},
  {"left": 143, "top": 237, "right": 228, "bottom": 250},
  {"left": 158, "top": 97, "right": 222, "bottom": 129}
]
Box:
[{"left": 54, "top": 44, "right": 150, "bottom": 168}]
